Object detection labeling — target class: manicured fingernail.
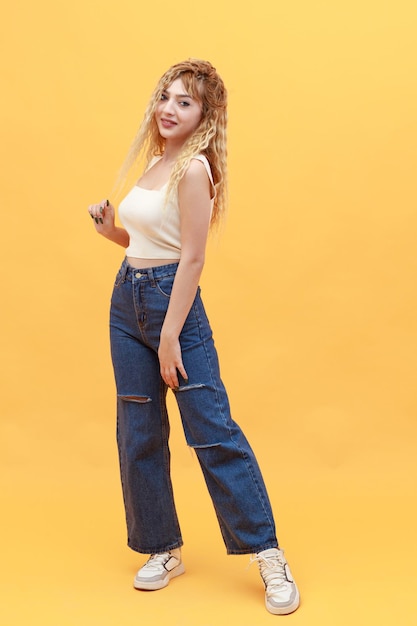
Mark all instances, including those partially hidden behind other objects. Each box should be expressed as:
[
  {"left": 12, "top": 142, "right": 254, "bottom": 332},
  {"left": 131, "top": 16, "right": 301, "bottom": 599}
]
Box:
[
  {"left": 95, "top": 217, "right": 99, "bottom": 223},
  {"left": 99, "top": 218, "right": 103, "bottom": 224},
  {"left": 106, "top": 199, "right": 109, "bottom": 206},
  {"left": 99, "top": 207, "right": 104, "bottom": 214},
  {"left": 90, "top": 214, "right": 94, "bottom": 219}
]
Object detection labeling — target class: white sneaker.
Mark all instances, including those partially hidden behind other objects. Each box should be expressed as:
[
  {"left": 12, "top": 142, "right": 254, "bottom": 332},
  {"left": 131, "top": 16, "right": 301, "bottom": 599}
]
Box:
[
  {"left": 133, "top": 549, "right": 185, "bottom": 590},
  {"left": 255, "top": 548, "right": 300, "bottom": 615}
]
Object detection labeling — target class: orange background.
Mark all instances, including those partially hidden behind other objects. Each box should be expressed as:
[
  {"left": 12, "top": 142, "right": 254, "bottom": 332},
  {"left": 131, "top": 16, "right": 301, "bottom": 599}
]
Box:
[{"left": 1, "top": 0, "right": 416, "bottom": 624}]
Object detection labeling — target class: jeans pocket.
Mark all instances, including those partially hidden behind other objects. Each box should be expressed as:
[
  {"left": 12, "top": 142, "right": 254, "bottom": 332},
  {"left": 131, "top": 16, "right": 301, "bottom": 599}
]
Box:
[{"left": 155, "top": 276, "right": 174, "bottom": 298}]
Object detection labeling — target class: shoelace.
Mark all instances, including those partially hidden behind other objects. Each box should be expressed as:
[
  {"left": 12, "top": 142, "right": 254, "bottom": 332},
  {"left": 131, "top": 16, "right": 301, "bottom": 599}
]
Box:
[
  {"left": 250, "top": 553, "right": 288, "bottom": 592},
  {"left": 145, "top": 553, "right": 173, "bottom": 570}
]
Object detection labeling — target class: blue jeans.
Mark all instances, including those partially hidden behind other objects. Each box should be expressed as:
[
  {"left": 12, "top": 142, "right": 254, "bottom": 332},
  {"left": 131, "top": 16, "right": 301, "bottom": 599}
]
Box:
[{"left": 110, "top": 259, "right": 278, "bottom": 555}]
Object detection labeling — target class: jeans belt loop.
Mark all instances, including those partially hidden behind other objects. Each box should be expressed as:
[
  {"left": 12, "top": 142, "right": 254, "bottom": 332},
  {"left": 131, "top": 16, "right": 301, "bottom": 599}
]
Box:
[{"left": 147, "top": 266, "right": 156, "bottom": 287}]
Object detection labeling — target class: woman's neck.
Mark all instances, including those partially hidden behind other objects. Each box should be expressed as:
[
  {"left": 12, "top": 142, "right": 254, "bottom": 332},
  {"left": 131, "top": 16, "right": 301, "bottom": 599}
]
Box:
[{"left": 161, "top": 141, "right": 185, "bottom": 164}]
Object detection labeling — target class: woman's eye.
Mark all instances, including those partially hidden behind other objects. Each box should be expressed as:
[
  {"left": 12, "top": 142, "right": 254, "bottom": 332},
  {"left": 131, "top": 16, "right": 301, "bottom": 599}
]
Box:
[
  {"left": 179, "top": 101, "right": 190, "bottom": 107},
  {"left": 160, "top": 93, "right": 168, "bottom": 101}
]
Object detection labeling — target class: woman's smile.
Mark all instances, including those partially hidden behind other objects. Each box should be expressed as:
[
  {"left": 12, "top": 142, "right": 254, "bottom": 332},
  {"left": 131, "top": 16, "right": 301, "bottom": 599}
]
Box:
[{"left": 160, "top": 117, "right": 177, "bottom": 128}]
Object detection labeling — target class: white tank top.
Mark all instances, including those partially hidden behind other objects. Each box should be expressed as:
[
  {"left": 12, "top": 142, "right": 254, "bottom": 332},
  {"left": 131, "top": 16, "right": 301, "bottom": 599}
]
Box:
[{"left": 118, "top": 155, "right": 215, "bottom": 259}]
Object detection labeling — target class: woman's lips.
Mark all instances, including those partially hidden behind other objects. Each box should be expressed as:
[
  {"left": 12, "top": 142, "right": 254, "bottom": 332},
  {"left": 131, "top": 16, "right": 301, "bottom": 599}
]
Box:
[{"left": 160, "top": 118, "right": 177, "bottom": 128}]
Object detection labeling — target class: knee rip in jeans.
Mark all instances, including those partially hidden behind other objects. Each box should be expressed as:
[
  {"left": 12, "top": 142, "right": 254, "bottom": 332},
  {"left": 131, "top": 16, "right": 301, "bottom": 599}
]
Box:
[
  {"left": 119, "top": 394, "right": 152, "bottom": 403},
  {"left": 175, "top": 383, "right": 205, "bottom": 393},
  {"left": 189, "top": 442, "right": 221, "bottom": 449}
]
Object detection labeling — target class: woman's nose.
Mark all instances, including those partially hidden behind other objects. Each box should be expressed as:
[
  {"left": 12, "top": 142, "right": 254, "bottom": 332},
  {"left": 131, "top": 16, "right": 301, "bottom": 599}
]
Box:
[{"left": 162, "top": 98, "right": 175, "bottom": 115}]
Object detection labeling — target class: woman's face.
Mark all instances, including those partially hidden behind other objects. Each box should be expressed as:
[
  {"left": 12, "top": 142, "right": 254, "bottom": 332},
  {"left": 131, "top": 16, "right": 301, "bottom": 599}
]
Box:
[{"left": 155, "top": 78, "right": 203, "bottom": 146}]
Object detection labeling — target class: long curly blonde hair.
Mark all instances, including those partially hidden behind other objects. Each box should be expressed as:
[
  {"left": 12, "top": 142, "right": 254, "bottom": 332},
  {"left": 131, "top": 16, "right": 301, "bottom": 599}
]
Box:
[{"left": 118, "top": 59, "right": 228, "bottom": 226}]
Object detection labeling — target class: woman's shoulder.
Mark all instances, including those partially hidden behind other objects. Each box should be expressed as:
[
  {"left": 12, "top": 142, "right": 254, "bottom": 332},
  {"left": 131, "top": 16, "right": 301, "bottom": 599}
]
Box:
[
  {"left": 191, "top": 154, "right": 212, "bottom": 173},
  {"left": 190, "top": 154, "right": 214, "bottom": 188},
  {"left": 181, "top": 155, "right": 214, "bottom": 200}
]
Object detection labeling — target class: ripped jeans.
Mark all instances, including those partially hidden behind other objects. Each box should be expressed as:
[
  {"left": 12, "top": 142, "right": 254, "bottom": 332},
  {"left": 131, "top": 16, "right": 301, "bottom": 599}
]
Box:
[{"left": 110, "top": 259, "right": 278, "bottom": 555}]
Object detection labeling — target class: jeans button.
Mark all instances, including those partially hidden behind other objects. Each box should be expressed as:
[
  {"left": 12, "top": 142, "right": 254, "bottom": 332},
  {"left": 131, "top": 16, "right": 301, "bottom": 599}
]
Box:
[{"left": 135, "top": 272, "right": 142, "bottom": 278}]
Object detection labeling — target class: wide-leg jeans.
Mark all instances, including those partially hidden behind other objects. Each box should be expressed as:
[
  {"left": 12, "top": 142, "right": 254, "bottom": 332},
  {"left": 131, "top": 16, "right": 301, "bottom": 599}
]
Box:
[{"left": 110, "top": 259, "right": 278, "bottom": 555}]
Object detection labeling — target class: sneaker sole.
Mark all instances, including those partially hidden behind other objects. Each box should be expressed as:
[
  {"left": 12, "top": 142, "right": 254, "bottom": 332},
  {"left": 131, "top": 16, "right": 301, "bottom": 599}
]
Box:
[{"left": 133, "top": 563, "right": 185, "bottom": 591}]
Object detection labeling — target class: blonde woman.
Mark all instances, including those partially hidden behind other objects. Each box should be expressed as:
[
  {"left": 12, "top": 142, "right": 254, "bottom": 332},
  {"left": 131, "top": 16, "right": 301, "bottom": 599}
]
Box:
[{"left": 88, "top": 59, "right": 299, "bottom": 616}]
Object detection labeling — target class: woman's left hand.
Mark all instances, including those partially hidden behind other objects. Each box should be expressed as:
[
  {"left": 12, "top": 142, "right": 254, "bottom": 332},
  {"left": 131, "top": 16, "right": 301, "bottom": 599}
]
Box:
[{"left": 158, "top": 334, "right": 188, "bottom": 390}]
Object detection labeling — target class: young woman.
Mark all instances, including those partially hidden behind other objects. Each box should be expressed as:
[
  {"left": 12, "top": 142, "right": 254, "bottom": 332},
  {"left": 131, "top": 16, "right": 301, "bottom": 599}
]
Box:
[{"left": 88, "top": 59, "right": 300, "bottom": 616}]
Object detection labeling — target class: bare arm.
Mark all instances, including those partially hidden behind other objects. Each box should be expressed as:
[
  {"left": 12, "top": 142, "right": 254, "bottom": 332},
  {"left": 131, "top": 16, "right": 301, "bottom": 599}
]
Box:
[
  {"left": 88, "top": 199, "right": 130, "bottom": 248},
  {"left": 158, "top": 160, "right": 212, "bottom": 389}
]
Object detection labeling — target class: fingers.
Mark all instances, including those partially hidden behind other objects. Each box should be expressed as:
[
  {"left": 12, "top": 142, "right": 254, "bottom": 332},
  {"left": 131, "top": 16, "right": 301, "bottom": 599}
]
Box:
[
  {"left": 161, "top": 364, "right": 188, "bottom": 391},
  {"left": 177, "top": 363, "right": 189, "bottom": 385},
  {"left": 158, "top": 336, "right": 188, "bottom": 390},
  {"left": 88, "top": 199, "right": 109, "bottom": 224},
  {"left": 161, "top": 365, "right": 179, "bottom": 390}
]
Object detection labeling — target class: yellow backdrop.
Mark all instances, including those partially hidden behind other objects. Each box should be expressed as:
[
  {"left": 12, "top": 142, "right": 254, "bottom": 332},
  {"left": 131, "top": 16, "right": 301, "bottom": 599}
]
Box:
[{"left": 1, "top": 0, "right": 416, "bottom": 624}]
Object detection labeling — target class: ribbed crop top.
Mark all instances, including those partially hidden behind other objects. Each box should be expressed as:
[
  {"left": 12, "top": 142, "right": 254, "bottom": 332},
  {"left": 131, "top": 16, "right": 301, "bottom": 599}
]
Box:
[{"left": 118, "top": 155, "right": 215, "bottom": 259}]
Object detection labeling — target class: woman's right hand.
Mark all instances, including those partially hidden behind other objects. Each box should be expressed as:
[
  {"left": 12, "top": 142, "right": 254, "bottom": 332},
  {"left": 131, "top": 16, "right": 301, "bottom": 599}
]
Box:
[
  {"left": 88, "top": 199, "right": 116, "bottom": 236},
  {"left": 87, "top": 199, "right": 129, "bottom": 248}
]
